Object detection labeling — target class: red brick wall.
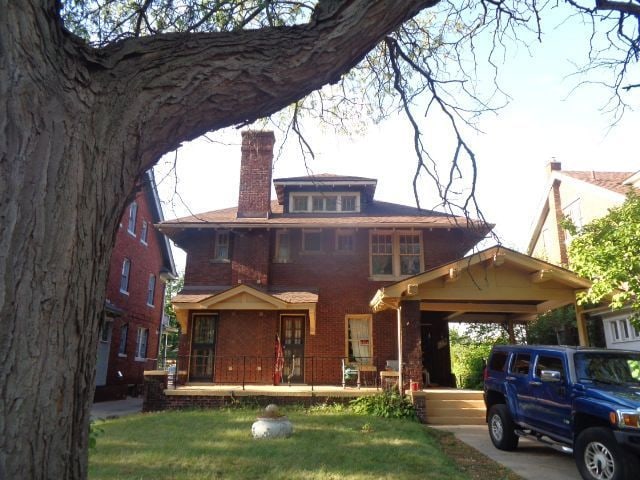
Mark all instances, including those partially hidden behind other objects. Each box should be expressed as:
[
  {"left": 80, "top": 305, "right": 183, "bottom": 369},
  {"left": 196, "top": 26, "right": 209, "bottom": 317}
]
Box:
[
  {"left": 103, "top": 186, "right": 167, "bottom": 388},
  {"left": 231, "top": 230, "right": 270, "bottom": 286},
  {"left": 178, "top": 226, "right": 471, "bottom": 385},
  {"left": 237, "top": 131, "right": 274, "bottom": 218}
]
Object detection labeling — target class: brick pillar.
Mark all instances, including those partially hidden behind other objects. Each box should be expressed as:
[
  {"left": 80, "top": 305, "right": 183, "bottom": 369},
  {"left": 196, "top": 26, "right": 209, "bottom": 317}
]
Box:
[
  {"left": 401, "top": 300, "right": 423, "bottom": 389},
  {"left": 237, "top": 131, "right": 275, "bottom": 218}
]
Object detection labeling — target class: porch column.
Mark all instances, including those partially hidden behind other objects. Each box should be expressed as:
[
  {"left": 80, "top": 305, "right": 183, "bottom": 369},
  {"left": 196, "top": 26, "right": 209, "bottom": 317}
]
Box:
[
  {"left": 400, "top": 300, "right": 422, "bottom": 390},
  {"left": 575, "top": 300, "right": 590, "bottom": 346}
]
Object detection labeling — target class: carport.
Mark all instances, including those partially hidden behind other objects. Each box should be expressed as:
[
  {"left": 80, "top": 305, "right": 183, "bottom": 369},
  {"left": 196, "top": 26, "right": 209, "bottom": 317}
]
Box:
[{"left": 370, "top": 245, "right": 593, "bottom": 390}]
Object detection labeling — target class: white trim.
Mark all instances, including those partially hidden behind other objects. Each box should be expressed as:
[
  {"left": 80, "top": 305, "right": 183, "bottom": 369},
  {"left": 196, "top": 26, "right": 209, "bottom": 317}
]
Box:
[
  {"left": 369, "top": 230, "right": 424, "bottom": 279},
  {"left": 127, "top": 202, "right": 138, "bottom": 237},
  {"left": 288, "top": 192, "right": 361, "bottom": 213}
]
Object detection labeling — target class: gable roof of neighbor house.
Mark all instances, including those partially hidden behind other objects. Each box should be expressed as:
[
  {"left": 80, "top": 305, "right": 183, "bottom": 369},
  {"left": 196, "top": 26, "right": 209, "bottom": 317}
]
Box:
[
  {"left": 526, "top": 167, "right": 636, "bottom": 256},
  {"left": 560, "top": 170, "right": 634, "bottom": 195}
]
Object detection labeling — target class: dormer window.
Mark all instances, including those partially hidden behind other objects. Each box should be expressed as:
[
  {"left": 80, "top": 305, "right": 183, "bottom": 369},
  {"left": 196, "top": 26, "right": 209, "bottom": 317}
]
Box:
[{"left": 289, "top": 192, "right": 360, "bottom": 213}]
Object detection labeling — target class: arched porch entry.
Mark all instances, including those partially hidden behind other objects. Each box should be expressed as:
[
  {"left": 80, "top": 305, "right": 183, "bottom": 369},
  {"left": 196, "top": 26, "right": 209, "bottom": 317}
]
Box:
[{"left": 370, "top": 245, "right": 593, "bottom": 391}]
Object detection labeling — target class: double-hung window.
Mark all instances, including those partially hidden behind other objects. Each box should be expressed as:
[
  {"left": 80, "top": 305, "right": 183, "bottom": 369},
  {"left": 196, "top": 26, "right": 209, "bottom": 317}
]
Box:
[
  {"left": 135, "top": 328, "right": 149, "bottom": 360},
  {"left": 146, "top": 274, "right": 156, "bottom": 306},
  {"left": 214, "top": 232, "right": 230, "bottom": 261},
  {"left": 275, "top": 230, "right": 291, "bottom": 262},
  {"left": 346, "top": 315, "right": 373, "bottom": 365},
  {"left": 336, "top": 230, "right": 355, "bottom": 253},
  {"left": 370, "top": 231, "right": 423, "bottom": 278},
  {"left": 289, "top": 193, "right": 360, "bottom": 213},
  {"left": 302, "top": 229, "right": 322, "bottom": 253},
  {"left": 120, "top": 258, "right": 131, "bottom": 294},
  {"left": 118, "top": 324, "right": 128, "bottom": 356},
  {"left": 140, "top": 221, "right": 149, "bottom": 245},
  {"left": 127, "top": 202, "right": 138, "bottom": 236}
]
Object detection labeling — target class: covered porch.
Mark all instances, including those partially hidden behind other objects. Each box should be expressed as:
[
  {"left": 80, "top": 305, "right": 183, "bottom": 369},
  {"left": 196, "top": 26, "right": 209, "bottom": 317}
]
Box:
[{"left": 370, "top": 245, "right": 594, "bottom": 390}]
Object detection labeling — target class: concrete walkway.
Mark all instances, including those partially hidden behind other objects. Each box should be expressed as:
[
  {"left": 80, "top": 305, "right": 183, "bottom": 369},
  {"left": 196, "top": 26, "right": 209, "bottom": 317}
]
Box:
[
  {"left": 434, "top": 425, "right": 580, "bottom": 480},
  {"left": 90, "top": 397, "right": 143, "bottom": 421}
]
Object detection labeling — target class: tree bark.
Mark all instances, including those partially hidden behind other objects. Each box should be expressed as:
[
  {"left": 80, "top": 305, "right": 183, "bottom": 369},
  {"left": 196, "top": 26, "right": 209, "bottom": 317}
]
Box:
[{"left": 0, "top": 0, "right": 437, "bottom": 478}]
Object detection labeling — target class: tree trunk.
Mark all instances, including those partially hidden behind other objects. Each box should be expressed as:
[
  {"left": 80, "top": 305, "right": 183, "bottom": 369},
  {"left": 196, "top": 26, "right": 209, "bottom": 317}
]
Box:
[{"left": 0, "top": 0, "right": 436, "bottom": 477}]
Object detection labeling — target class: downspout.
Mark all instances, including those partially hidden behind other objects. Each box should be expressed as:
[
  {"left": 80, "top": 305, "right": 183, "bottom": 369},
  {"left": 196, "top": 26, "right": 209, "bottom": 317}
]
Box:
[{"left": 397, "top": 305, "right": 403, "bottom": 396}]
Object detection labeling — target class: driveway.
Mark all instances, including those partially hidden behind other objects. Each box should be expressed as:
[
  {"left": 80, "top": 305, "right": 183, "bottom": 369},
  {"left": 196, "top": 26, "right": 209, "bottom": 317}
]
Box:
[{"left": 434, "top": 425, "right": 580, "bottom": 480}]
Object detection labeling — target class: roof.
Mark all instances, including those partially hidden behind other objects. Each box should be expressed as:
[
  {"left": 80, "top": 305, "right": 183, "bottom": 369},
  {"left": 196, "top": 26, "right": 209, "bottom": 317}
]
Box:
[
  {"left": 561, "top": 171, "right": 634, "bottom": 195},
  {"left": 273, "top": 174, "right": 377, "bottom": 204},
  {"left": 141, "top": 170, "right": 178, "bottom": 279},
  {"left": 370, "top": 245, "right": 592, "bottom": 322},
  {"left": 173, "top": 285, "right": 319, "bottom": 305},
  {"left": 159, "top": 199, "right": 491, "bottom": 232}
]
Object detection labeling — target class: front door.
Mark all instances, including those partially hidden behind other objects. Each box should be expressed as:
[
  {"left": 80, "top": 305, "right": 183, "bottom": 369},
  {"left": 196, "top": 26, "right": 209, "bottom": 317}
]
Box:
[
  {"left": 190, "top": 314, "right": 217, "bottom": 381},
  {"left": 281, "top": 315, "right": 305, "bottom": 383}
]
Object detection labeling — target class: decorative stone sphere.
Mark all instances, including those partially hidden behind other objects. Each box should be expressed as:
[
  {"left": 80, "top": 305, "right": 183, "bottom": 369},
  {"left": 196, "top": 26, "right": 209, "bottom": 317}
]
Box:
[{"left": 251, "top": 404, "right": 293, "bottom": 439}]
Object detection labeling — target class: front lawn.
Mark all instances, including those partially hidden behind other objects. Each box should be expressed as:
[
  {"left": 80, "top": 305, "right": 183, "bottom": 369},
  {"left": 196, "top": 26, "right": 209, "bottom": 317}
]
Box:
[{"left": 89, "top": 406, "right": 515, "bottom": 480}]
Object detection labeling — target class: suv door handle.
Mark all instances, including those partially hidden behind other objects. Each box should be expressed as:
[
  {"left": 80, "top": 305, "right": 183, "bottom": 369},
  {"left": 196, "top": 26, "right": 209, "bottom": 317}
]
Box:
[
  {"left": 529, "top": 381, "right": 542, "bottom": 386},
  {"left": 506, "top": 376, "right": 516, "bottom": 381}
]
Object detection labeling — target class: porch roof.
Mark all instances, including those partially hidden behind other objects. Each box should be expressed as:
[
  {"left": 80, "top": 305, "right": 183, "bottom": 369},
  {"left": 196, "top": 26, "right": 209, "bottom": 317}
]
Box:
[
  {"left": 370, "top": 245, "right": 592, "bottom": 323},
  {"left": 172, "top": 284, "right": 318, "bottom": 334}
]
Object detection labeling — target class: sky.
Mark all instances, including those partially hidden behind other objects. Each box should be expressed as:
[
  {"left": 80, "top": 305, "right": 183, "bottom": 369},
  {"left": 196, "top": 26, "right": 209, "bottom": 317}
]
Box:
[{"left": 154, "top": 6, "right": 639, "bottom": 273}]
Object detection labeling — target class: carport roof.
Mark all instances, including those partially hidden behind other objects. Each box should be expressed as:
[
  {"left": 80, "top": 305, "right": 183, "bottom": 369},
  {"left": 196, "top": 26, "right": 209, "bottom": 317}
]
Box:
[{"left": 370, "top": 245, "right": 592, "bottom": 323}]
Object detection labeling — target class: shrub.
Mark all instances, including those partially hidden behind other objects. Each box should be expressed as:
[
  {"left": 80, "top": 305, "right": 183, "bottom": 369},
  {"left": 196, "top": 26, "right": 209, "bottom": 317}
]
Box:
[{"left": 349, "top": 391, "right": 416, "bottom": 420}]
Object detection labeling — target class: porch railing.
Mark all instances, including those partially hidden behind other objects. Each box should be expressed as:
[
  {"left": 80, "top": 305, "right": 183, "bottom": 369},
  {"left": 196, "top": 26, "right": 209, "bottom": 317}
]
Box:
[{"left": 169, "top": 355, "right": 382, "bottom": 391}]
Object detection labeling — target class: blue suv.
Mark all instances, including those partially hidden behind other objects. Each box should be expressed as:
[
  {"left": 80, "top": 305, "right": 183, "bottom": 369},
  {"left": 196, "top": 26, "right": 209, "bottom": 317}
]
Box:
[{"left": 484, "top": 345, "right": 640, "bottom": 480}]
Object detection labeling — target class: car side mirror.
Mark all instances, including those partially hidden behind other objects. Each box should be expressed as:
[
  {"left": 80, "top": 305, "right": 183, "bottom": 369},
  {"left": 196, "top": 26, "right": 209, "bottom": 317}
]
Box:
[{"left": 540, "top": 370, "right": 562, "bottom": 383}]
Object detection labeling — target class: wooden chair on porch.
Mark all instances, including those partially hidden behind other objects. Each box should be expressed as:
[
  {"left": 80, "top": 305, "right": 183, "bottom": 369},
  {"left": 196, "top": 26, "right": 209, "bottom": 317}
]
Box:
[{"left": 342, "top": 359, "right": 377, "bottom": 388}]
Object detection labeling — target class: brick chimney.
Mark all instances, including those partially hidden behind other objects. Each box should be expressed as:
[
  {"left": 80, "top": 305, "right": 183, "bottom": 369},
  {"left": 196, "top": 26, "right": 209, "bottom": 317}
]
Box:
[
  {"left": 548, "top": 159, "right": 561, "bottom": 173},
  {"left": 237, "top": 131, "right": 275, "bottom": 218}
]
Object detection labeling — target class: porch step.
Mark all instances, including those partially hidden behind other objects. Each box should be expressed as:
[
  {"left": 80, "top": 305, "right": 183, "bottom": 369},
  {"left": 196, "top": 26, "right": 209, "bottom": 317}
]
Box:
[{"left": 422, "top": 390, "right": 486, "bottom": 425}]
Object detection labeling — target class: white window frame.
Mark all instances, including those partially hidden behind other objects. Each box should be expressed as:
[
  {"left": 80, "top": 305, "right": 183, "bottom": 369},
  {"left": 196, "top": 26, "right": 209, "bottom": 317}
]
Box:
[
  {"left": 140, "top": 220, "right": 149, "bottom": 245},
  {"left": 345, "top": 314, "right": 373, "bottom": 365},
  {"left": 369, "top": 230, "right": 424, "bottom": 279},
  {"left": 274, "top": 230, "right": 291, "bottom": 263},
  {"left": 289, "top": 192, "right": 361, "bottom": 213},
  {"left": 335, "top": 230, "right": 355, "bottom": 253},
  {"left": 120, "top": 258, "right": 131, "bottom": 294},
  {"left": 146, "top": 274, "right": 156, "bottom": 307},
  {"left": 214, "top": 231, "right": 230, "bottom": 261},
  {"left": 127, "top": 202, "right": 138, "bottom": 236},
  {"left": 610, "top": 320, "right": 621, "bottom": 342},
  {"left": 302, "top": 229, "right": 323, "bottom": 253},
  {"left": 135, "top": 327, "right": 149, "bottom": 361}
]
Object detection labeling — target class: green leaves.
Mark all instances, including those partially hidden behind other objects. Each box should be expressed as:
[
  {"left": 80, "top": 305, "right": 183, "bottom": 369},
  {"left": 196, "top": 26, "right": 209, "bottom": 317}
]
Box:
[{"left": 568, "top": 191, "right": 640, "bottom": 327}]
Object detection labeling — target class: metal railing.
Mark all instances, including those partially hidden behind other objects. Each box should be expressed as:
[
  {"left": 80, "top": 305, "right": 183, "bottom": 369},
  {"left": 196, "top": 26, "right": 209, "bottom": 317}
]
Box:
[{"left": 168, "top": 355, "right": 381, "bottom": 391}]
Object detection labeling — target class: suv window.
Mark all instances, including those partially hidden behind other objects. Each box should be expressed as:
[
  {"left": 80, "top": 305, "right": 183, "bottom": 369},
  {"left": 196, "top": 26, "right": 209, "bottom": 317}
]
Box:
[
  {"left": 511, "top": 353, "right": 531, "bottom": 375},
  {"left": 489, "top": 351, "right": 509, "bottom": 372},
  {"left": 535, "top": 355, "right": 565, "bottom": 380}
]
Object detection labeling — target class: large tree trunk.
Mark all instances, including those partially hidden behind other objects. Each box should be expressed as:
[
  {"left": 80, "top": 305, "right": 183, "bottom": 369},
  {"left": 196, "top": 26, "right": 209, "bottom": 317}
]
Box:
[{"left": 0, "top": 0, "right": 436, "bottom": 477}]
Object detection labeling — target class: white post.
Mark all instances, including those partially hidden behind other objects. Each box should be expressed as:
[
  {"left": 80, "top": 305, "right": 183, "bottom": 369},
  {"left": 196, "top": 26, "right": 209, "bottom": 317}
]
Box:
[{"left": 397, "top": 305, "right": 403, "bottom": 396}]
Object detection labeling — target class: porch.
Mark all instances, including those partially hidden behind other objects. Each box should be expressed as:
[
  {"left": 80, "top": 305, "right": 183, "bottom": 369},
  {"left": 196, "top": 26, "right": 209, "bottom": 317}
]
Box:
[{"left": 143, "top": 371, "right": 485, "bottom": 425}]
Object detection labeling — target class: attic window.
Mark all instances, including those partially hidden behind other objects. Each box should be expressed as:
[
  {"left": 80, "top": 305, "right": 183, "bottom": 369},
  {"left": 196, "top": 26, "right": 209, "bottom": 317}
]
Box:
[{"left": 289, "top": 192, "right": 360, "bottom": 213}]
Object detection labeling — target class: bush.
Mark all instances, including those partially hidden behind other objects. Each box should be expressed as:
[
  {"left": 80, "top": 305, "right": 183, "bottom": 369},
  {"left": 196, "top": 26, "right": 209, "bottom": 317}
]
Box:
[
  {"left": 349, "top": 391, "right": 416, "bottom": 420},
  {"left": 450, "top": 342, "right": 492, "bottom": 389}
]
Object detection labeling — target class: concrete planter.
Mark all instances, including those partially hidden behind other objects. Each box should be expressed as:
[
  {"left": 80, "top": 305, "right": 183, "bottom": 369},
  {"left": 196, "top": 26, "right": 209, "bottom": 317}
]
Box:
[{"left": 251, "top": 416, "right": 293, "bottom": 439}]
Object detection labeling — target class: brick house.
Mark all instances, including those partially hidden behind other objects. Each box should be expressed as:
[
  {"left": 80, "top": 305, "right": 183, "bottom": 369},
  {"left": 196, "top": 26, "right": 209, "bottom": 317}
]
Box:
[
  {"left": 526, "top": 161, "right": 639, "bottom": 350},
  {"left": 95, "top": 171, "right": 177, "bottom": 400},
  {"left": 157, "top": 131, "right": 494, "bottom": 389}
]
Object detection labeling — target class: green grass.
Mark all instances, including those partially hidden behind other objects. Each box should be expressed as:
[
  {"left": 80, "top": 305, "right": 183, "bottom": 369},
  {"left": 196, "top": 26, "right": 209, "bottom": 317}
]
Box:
[{"left": 89, "top": 406, "right": 469, "bottom": 480}]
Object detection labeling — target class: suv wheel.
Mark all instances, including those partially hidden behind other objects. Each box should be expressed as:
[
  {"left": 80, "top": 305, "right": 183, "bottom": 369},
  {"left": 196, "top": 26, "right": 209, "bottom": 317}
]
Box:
[
  {"left": 487, "top": 404, "right": 519, "bottom": 451},
  {"left": 575, "top": 427, "right": 639, "bottom": 480}
]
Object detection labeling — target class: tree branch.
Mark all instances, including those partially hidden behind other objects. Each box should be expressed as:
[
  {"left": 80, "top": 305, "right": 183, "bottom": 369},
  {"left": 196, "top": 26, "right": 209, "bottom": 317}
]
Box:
[{"left": 83, "top": 0, "right": 440, "bottom": 171}]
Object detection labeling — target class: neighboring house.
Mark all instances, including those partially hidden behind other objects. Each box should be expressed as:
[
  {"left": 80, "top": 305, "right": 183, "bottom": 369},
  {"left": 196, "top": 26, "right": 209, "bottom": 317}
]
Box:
[
  {"left": 95, "top": 171, "right": 177, "bottom": 401},
  {"left": 157, "top": 131, "right": 491, "bottom": 388},
  {"left": 526, "top": 161, "right": 638, "bottom": 350}
]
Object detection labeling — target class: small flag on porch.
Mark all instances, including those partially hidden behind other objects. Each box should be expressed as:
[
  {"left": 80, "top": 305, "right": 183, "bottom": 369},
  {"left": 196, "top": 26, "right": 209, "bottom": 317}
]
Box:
[{"left": 274, "top": 334, "right": 284, "bottom": 385}]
